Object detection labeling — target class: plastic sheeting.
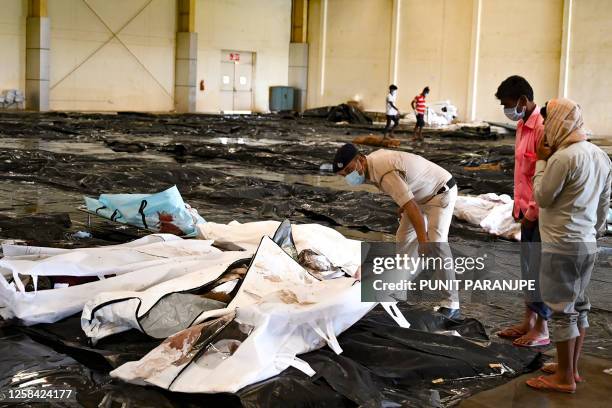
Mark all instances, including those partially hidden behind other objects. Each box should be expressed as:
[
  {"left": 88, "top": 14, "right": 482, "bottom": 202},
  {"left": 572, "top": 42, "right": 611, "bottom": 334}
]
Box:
[
  {"left": 111, "top": 236, "right": 374, "bottom": 393},
  {"left": 1, "top": 304, "right": 542, "bottom": 407},
  {"left": 303, "top": 104, "right": 372, "bottom": 124},
  {"left": 198, "top": 220, "right": 362, "bottom": 272},
  {"left": 0, "top": 234, "right": 238, "bottom": 325},
  {"left": 84, "top": 185, "right": 205, "bottom": 237},
  {"left": 454, "top": 193, "right": 521, "bottom": 240},
  {"left": 82, "top": 221, "right": 362, "bottom": 343}
]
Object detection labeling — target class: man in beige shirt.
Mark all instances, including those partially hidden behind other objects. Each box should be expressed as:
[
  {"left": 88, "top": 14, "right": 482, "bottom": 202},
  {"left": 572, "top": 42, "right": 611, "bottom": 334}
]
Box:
[{"left": 333, "top": 143, "right": 460, "bottom": 318}]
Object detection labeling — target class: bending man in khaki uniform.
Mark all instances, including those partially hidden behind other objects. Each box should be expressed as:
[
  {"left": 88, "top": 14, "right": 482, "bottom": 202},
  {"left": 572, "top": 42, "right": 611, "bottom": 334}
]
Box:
[{"left": 333, "top": 143, "right": 460, "bottom": 318}]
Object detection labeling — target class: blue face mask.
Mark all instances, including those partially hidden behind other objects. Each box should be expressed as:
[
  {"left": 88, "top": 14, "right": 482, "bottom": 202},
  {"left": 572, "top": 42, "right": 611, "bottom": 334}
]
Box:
[
  {"left": 503, "top": 102, "right": 526, "bottom": 121},
  {"left": 345, "top": 170, "right": 365, "bottom": 185}
]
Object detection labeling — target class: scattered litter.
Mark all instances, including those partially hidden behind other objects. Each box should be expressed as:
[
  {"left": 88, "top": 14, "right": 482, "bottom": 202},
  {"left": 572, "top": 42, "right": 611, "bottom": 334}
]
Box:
[{"left": 72, "top": 231, "right": 92, "bottom": 239}]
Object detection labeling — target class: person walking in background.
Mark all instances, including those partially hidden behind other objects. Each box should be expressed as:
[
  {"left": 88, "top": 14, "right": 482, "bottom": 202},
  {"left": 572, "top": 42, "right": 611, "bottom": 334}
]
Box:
[
  {"left": 495, "top": 76, "right": 551, "bottom": 348},
  {"left": 526, "top": 98, "right": 611, "bottom": 394},
  {"left": 384, "top": 85, "right": 400, "bottom": 138},
  {"left": 411, "top": 86, "right": 429, "bottom": 141}
]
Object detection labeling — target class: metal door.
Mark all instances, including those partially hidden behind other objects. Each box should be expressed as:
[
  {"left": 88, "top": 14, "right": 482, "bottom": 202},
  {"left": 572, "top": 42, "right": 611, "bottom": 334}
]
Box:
[{"left": 219, "top": 51, "right": 253, "bottom": 112}]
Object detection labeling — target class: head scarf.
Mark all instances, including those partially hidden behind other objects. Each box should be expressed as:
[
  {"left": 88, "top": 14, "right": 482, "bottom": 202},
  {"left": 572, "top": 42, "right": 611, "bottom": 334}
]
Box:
[{"left": 544, "top": 98, "right": 588, "bottom": 152}]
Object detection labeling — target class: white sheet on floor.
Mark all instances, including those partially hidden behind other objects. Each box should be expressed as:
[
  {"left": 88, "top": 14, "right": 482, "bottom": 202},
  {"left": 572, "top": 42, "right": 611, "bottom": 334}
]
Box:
[
  {"left": 83, "top": 222, "right": 362, "bottom": 343},
  {"left": 198, "top": 220, "right": 362, "bottom": 275},
  {"left": 0, "top": 234, "right": 234, "bottom": 325},
  {"left": 453, "top": 193, "right": 521, "bottom": 240},
  {"left": 110, "top": 236, "right": 374, "bottom": 393}
]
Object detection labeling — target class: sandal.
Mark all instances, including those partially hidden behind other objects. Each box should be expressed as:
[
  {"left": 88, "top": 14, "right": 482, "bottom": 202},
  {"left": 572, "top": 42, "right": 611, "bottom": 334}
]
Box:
[
  {"left": 526, "top": 375, "right": 576, "bottom": 394},
  {"left": 541, "top": 363, "right": 584, "bottom": 382},
  {"left": 512, "top": 336, "right": 550, "bottom": 348},
  {"left": 497, "top": 326, "right": 527, "bottom": 339}
]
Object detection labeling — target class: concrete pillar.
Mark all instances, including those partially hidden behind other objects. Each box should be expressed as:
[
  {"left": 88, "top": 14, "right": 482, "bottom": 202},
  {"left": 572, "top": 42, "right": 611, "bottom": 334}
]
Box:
[
  {"left": 388, "top": 0, "right": 401, "bottom": 86},
  {"left": 291, "top": 0, "right": 308, "bottom": 43},
  {"left": 466, "top": 0, "right": 482, "bottom": 122},
  {"left": 319, "top": 0, "right": 328, "bottom": 98},
  {"left": 174, "top": 0, "right": 197, "bottom": 113},
  {"left": 26, "top": 0, "right": 50, "bottom": 111},
  {"left": 290, "top": 0, "right": 309, "bottom": 111},
  {"left": 558, "top": 0, "right": 573, "bottom": 98},
  {"left": 289, "top": 43, "right": 308, "bottom": 112}
]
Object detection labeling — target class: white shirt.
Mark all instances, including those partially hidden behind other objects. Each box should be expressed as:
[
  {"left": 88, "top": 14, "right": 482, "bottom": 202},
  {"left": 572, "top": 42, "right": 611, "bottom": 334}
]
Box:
[
  {"left": 366, "top": 149, "right": 452, "bottom": 206},
  {"left": 386, "top": 92, "right": 398, "bottom": 116}
]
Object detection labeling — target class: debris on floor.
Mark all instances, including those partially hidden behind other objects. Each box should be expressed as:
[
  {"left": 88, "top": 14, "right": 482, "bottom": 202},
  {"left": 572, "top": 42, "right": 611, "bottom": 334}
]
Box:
[
  {"left": 303, "top": 103, "right": 373, "bottom": 124},
  {"left": 353, "top": 134, "right": 401, "bottom": 147}
]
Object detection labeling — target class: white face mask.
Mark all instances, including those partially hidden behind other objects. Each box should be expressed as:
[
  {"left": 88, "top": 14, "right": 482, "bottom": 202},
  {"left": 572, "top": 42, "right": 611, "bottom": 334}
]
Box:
[{"left": 503, "top": 102, "right": 526, "bottom": 121}]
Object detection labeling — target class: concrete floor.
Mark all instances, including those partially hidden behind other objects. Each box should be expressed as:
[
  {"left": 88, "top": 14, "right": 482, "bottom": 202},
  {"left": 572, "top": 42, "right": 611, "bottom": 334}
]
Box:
[
  {"left": 460, "top": 354, "right": 612, "bottom": 408},
  {"left": 1, "top": 112, "right": 610, "bottom": 406}
]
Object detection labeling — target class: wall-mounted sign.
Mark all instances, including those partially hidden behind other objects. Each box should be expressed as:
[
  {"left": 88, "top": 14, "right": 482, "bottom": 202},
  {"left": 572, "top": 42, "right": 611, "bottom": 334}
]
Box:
[{"left": 229, "top": 53, "right": 240, "bottom": 62}]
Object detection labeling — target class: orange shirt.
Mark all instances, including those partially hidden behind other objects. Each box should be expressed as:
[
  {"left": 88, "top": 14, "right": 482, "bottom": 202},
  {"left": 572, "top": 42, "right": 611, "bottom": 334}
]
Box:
[{"left": 513, "top": 106, "right": 544, "bottom": 221}]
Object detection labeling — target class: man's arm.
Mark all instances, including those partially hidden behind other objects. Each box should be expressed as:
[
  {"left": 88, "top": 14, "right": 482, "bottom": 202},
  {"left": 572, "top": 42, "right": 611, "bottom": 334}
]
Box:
[
  {"left": 400, "top": 199, "right": 428, "bottom": 243},
  {"left": 379, "top": 171, "right": 427, "bottom": 242},
  {"left": 524, "top": 127, "right": 544, "bottom": 221},
  {"left": 389, "top": 102, "right": 399, "bottom": 112},
  {"left": 410, "top": 98, "right": 416, "bottom": 110},
  {"left": 532, "top": 157, "right": 569, "bottom": 208},
  {"left": 596, "top": 163, "right": 611, "bottom": 237}
]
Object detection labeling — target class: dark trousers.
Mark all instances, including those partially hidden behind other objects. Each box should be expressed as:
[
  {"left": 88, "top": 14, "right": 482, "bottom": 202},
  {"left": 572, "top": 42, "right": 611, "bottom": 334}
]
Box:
[
  {"left": 520, "top": 219, "right": 551, "bottom": 319},
  {"left": 384, "top": 115, "right": 399, "bottom": 133}
]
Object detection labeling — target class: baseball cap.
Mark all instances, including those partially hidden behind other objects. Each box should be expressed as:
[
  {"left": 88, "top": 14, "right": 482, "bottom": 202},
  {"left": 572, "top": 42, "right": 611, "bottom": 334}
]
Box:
[{"left": 332, "top": 143, "right": 359, "bottom": 173}]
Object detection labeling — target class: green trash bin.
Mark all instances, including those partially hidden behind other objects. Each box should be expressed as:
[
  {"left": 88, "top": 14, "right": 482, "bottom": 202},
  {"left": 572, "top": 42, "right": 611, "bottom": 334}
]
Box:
[{"left": 269, "top": 86, "right": 295, "bottom": 112}]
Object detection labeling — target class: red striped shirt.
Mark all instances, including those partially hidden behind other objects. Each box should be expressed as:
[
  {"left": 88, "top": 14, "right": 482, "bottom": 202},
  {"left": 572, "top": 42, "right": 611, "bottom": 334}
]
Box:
[{"left": 415, "top": 94, "right": 426, "bottom": 114}]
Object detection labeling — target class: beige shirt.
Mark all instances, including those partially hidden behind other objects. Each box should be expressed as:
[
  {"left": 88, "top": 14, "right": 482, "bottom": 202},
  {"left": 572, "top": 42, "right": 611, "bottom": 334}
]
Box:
[
  {"left": 533, "top": 141, "right": 611, "bottom": 250},
  {"left": 366, "top": 149, "right": 452, "bottom": 206}
]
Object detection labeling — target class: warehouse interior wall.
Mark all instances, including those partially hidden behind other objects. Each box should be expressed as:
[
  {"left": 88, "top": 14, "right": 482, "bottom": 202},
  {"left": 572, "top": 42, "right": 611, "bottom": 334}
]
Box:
[
  {"left": 1, "top": 0, "right": 611, "bottom": 134},
  {"left": 307, "top": 0, "right": 392, "bottom": 111},
  {"left": 307, "top": 0, "right": 612, "bottom": 135},
  {"left": 48, "top": 0, "right": 176, "bottom": 111},
  {"left": 0, "top": 1, "right": 27, "bottom": 92},
  {"left": 476, "top": 0, "right": 562, "bottom": 124},
  {"left": 568, "top": 0, "right": 612, "bottom": 136},
  {"left": 195, "top": 0, "right": 291, "bottom": 113},
  {"left": 395, "top": 0, "right": 472, "bottom": 120}
]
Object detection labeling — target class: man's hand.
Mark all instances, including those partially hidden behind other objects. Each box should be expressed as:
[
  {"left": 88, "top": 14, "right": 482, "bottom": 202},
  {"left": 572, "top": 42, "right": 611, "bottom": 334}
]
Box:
[
  {"left": 418, "top": 239, "right": 430, "bottom": 257},
  {"left": 536, "top": 136, "right": 552, "bottom": 161}
]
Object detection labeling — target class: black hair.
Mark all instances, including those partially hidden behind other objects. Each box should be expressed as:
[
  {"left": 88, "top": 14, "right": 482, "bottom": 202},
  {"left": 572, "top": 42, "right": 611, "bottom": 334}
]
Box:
[
  {"left": 495, "top": 75, "right": 534, "bottom": 101},
  {"left": 540, "top": 101, "right": 548, "bottom": 119},
  {"left": 389, "top": 84, "right": 398, "bottom": 91},
  {"left": 423, "top": 86, "right": 430, "bottom": 94}
]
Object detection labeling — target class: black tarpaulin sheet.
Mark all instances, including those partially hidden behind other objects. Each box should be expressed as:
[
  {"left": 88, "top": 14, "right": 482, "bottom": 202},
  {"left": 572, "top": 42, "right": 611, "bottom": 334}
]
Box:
[{"left": 2, "top": 303, "right": 540, "bottom": 407}]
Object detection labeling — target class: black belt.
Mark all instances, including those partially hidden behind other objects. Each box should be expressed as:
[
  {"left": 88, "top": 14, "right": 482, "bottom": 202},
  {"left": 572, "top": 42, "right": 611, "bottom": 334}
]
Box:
[{"left": 436, "top": 177, "right": 456, "bottom": 195}]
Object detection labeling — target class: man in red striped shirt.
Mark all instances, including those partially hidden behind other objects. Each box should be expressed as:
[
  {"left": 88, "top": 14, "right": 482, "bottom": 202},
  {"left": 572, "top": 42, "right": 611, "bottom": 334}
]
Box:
[{"left": 411, "top": 86, "right": 429, "bottom": 141}]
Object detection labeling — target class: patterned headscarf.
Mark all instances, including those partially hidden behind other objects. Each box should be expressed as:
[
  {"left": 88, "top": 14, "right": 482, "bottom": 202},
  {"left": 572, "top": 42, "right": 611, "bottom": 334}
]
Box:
[{"left": 543, "top": 98, "right": 588, "bottom": 151}]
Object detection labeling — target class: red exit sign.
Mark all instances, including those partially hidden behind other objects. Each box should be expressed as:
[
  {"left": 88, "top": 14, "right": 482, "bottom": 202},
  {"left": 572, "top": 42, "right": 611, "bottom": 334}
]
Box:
[{"left": 229, "top": 53, "right": 240, "bottom": 62}]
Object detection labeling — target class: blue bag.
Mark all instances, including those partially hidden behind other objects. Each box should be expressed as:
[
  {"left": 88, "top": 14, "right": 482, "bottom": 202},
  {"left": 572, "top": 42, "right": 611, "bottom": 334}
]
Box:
[{"left": 84, "top": 186, "right": 205, "bottom": 237}]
